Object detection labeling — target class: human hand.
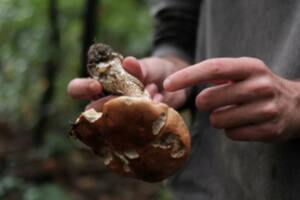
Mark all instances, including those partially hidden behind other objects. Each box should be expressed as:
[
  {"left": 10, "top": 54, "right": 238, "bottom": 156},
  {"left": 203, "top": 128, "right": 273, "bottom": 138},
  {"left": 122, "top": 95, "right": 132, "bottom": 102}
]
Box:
[
  {"left": 123, "top": 56, "right": 188, "bottom": 108},
  {"left": 67, "top": 56, "right": 189, "bottom": 111},
  {"left": 67, "top": 77, "right": 116, "bottom": 112},
  {"left": 164, "top": 57, "right": 300, "bottom": 142}
]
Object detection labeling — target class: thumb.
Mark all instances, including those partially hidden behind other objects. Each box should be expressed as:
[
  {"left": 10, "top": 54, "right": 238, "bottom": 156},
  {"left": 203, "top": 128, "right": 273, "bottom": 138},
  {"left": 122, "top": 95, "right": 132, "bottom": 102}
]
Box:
[{"left": 122, "top": 57, "right": 145, "bottom": 83}]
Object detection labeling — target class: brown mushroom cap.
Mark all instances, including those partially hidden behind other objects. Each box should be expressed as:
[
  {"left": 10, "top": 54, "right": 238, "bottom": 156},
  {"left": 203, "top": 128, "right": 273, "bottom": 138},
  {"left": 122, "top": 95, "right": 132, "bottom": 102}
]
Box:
[{"left": 71, "top": 96, "right": 190, "bottom": 182}]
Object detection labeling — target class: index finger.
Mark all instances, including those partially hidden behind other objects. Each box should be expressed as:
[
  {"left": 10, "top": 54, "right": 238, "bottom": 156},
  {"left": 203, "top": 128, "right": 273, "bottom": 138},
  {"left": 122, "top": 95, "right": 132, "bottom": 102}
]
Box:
[
  {"left": 67, "top": 78, "right": 102, "bottom": 99},
  {"left": 164, "top": 57, "right": 259, "bottom": 91}
]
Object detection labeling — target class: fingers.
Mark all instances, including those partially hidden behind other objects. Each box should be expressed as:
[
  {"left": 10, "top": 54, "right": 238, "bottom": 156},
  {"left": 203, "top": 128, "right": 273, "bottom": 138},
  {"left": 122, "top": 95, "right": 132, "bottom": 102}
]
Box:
[
  {"left": 164, "top": 57, "right": 265, "bottom": 91},
  {"left": 225, "top": 122, "right": 284, "bottom": 142},
  {"left": 85, "top": 96, "right": 116, "bottom": 112},
  {"left": 68, "top": 78, "right": 102, "bottom": 99},
  {"left": 153, "top": 93, "right": 164, "bottom": 102},
  {"left": 209, "top": 99, "right": 278, "bottom": 129},
  {"left": 145, "top": 83, "right": 164, "bottom": 102},
  {"left": 146, "top": 83, "right": 158, "bottom": 97},
  {"left": 196, "top": 77, "right": 275, "bottom": 111},
  {"left": 122, "top": 57, "right": 145, "bottom": 83}
]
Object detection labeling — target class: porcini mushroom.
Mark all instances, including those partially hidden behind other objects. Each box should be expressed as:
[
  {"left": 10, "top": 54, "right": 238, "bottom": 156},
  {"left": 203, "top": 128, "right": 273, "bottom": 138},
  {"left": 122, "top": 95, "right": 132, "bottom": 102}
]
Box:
[{"left": 70, "top": 43, "right": 190, "bottom": 182}]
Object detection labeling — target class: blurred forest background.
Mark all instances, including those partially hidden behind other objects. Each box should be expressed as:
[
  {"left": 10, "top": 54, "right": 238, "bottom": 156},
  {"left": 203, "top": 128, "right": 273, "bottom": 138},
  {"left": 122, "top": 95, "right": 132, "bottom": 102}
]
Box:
[{"left": 0, "top": 0, "right": 174, "bottom": 199}]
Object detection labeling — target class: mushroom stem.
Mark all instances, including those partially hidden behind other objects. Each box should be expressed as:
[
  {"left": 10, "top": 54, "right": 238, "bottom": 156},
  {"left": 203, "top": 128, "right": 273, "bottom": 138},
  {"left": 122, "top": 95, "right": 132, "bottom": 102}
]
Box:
[{"left": 87, "top": 43, "right": 150, "bottom": 99}]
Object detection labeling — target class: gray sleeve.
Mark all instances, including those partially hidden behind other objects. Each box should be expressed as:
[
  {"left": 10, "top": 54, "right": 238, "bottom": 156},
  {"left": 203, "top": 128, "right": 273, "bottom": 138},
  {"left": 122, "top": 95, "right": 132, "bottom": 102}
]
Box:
[{"left": 149, "top": 0, "right": 201, "bottom": 64}]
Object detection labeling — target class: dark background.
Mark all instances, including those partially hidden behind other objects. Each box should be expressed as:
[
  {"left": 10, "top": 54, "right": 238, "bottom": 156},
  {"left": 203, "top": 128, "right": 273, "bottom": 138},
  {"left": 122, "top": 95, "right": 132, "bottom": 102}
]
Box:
[{"left": 0, "top": 0, "right": 174, "bottom": 199}]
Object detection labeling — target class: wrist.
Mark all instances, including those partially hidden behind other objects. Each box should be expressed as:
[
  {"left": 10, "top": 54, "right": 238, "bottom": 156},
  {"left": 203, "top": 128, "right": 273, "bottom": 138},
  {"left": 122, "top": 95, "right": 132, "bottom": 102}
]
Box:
[
  {"left": 162, "top": 55, "right": 190, "bottom": 73},
  {"left": 140, "top": 56, "right": 189, "bottom": 90},
  {"left": 289, "top": 80, "right": 300, "bottom": 138}
]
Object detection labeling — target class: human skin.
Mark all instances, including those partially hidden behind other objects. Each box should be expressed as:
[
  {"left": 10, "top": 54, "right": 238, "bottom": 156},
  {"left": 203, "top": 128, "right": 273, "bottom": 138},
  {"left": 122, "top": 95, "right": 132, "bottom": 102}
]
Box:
[
  {"left": 68, "top": 56, "right": 300, "bottom": 142},
  {"left": 67, "top": 56, "right": 188, "bottom": 111},
  {"left": 164, "top": 57, "right": 300, "bottom": 142}
]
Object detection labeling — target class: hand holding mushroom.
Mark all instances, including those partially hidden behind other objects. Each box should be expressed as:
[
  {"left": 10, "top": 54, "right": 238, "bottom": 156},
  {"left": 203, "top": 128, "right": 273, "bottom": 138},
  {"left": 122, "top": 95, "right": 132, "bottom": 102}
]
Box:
[{"left": 68, "top": 44, "right": 190, "bottom": 182}]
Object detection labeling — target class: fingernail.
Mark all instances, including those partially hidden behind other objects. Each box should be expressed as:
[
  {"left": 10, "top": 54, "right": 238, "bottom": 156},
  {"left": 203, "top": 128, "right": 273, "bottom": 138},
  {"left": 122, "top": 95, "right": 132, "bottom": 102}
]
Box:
[{"left": 163, "top": 78, "right": 171, "bottom": 90}]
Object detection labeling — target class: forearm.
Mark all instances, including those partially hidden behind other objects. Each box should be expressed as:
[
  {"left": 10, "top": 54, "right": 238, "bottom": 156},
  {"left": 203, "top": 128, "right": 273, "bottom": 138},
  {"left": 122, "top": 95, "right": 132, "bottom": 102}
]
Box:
[{"left": 149, "top": 0, "right": 201, "bottom": 64}]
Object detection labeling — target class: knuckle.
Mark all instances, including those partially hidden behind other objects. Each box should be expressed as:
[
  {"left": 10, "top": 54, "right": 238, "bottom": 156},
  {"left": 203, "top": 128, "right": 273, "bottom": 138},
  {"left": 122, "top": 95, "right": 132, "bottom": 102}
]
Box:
[
  {"left": 267, "top": 126, "right": 281, "bottom": 137},
  {"left": 253, "top": 78, "right": 275, "bottom": 97},
  {"left": 261, "top": 102, "right": 279, "bottom": 118},
  {"left": 208, "top": 59, "right": 225, "bottom": 78},
  {"left": 241, "top": 57, "right": 267, "bottom": 73},
  {"left": 261, "top": 123, "right": 282, "bottom": 137},
  {"left": 255, "top": 63, "right": 269, "bottom": 74},
  {"left": 251, "top": 58, "right": 266, "bottom": 67},
  {"left": 251, "top": 57, "right": 265, "bottom": 66}
]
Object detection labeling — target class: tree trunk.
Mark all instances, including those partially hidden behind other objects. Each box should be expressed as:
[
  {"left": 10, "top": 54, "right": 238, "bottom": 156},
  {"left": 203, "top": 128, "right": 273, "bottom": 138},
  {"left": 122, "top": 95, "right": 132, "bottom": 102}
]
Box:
[
  {"left": 79, "top": 0, "right": 99, "bottom": 109},
  {"left": 80, "top": 0, "right": 99, "bottom": 77},
  {"left": 34, "top": 0, "right": 60, "bottom": 146}
]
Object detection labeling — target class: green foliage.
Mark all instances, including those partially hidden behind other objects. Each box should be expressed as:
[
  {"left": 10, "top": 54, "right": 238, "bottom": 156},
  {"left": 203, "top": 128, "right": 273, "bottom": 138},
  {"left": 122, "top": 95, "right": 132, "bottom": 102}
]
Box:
[
  {"left": 0, "top": 176, "right": 72, "bottom": 200},
  {"left": 0, "top": 0, "right": 153, "bottom": 130},
  {"left": 0, "top": 0, "right": 48, "bottom": 125},
  {"left": 23, "top": 184, "right": 72, "bottom": 200},
  {"left": 0, "top": 0, "right": 168, "bottom": 199},
  {"left": 0, "top": 176, "right": 23, "bottom": 198},
  {"left": 99, "top": 0, "right": 153, "bottom": 56},
  {"left": 39, "top": 131, "right": 74, "bottom": 159}
]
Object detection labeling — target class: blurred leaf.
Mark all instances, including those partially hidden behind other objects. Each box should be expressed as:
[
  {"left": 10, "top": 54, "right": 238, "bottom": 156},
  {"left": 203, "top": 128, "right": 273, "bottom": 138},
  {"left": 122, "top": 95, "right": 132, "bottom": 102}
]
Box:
[
  {"left": 39, "top": 132, "right": 74, "bottom": 159},
  {"left": 0, "top": 176, "right": 23, "bottom": 197},
  {"left": 23, "top": 184, "right": 71, "bottom": 200},
  {"left": 99, "top": 0, "right": 153, "bottom": 56}
]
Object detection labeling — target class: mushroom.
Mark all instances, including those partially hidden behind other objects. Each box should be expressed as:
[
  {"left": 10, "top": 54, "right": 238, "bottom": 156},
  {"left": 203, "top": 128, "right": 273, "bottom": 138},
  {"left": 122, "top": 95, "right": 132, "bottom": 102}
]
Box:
[{"left": 70, "top": 43, "right": 190, "bottom": 182}]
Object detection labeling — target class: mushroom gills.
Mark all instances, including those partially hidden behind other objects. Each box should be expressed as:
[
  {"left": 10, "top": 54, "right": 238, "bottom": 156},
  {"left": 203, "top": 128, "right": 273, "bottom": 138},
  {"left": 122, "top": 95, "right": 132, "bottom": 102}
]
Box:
[
  {"left": 152, "top": 113, "right": 166, "bottom": 135},
  {"left": 152, "top": 132, "right": 186, "bottom": 158}
]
